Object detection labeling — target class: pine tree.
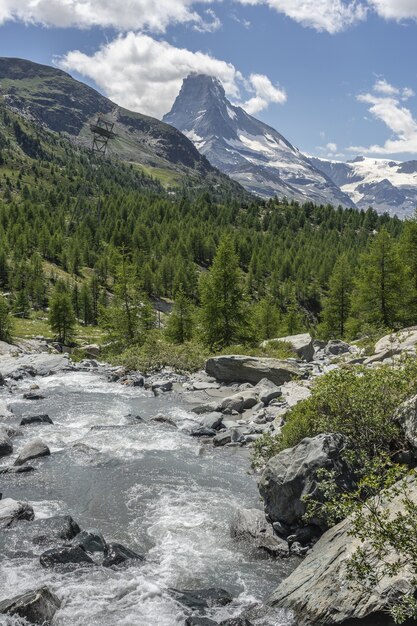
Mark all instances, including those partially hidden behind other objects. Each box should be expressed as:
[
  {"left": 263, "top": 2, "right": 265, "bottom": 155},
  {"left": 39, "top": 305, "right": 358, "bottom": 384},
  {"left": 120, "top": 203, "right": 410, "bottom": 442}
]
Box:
[
  {"left": 165, "top": 287, "right": 194, "bottom": 343},
  {"left": 49, "top": 282, "right": 76, "bottom": 344},
  {"left": 199, "top": 236, "right": 249, "bottom": 349},
  {"left": 254, "top": 297, "right": 281, "bottom": 341},
  {"left": 352, "top": 228, "right": 408, "bottom": 330},
  {"left": 0, "top": 297, "right": 13, "bottom": 342},
  {"left": 80, "top": 283, "right": 93, "bottom": 325},
  {"left": 321, "top": 253, "right": 352, "bottom": 338}
]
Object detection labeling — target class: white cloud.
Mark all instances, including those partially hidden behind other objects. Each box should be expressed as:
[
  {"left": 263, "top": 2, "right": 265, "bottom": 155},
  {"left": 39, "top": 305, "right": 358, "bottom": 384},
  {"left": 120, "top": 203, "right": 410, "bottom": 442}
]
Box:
[
  {"left": 0, "top": 0, "right": 217, "bottom": 32},
  {"left": 58, "top": 32, "right": 286, "bottom": 119},
  {"left": 368, "top": 0, "right": 417, "bottom": 21},
  {"left": 193, "top": 8, "right": 222, "bottom": 32},
  {"left": 350, "top": 80, "right": 417, "bottom": 155},
  {"left": 236, "top": 0, "right": 367, "bottom": 33},
  {"left": 242, "top": 73, "right": 287, "bottom": 114},
  {"left": 326, "top": 142, "right": 338, "bottom": 153}
]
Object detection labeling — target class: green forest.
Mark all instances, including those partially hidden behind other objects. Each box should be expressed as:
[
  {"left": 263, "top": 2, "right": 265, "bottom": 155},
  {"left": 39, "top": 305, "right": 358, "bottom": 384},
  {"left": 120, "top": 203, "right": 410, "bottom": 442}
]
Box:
[{"left": 1, "top": 101, "right": 416, "bottom": 368}]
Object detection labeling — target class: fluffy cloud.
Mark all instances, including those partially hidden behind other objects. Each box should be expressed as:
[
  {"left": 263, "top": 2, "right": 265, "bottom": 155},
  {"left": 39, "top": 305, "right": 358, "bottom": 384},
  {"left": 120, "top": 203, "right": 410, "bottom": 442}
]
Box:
[
  {"left": 368, "top": 0, "right": 417, "bottom": 20},
  {"left": 0, "top": 0, "right": 216, "bottom": 32},
  {"left": 350, "top": 80, "right": 417, "bottom": 155},
  {"left": 243, "top": 74, "right": 287, "bottom": 114},
  {"left": 59, "top": 32, "right": 286, "bottom": 119},
  {"left": 236, "top": 0, "right": 367, "bottom": 33}
]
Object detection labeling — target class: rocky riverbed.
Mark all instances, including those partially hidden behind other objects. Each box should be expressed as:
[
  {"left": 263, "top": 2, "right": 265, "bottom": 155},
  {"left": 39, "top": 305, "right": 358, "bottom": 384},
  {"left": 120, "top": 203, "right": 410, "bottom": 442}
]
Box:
[{"left": 0, "top": 347, "right": 300, "bottom": 626}]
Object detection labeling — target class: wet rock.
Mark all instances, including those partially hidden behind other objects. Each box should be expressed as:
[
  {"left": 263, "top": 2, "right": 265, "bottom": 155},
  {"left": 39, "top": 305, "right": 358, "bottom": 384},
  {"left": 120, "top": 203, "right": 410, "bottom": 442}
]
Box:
[
  {"left": 172, "top": 587, "right": 233, "bottom": 610},
  {"left": 103, "top": 542, "right": 144, "bottom": 567},
  {"left": 287, "top": 525, "right": 322, "bottom": 547},
  {"left": 192, "top": 381, "right": 220, "bottom": 391},
  {"left": 220, "top": 618, "right": 253, "bottom": 626},
  {"left": 0, "top": 400, "right": 13, "bottom": 418},
  {"left": 262, "top": 333, "right": 314, "bottom": 362},
  {"left": 198, "top": 412, "right": 223, "bottom": 430},
  {"left": 1, "top": 353, "right": 72, "bottom": 378},
  {"left": 14, "top": 439, "right": 51, "bottom": 466},
  {"left": 289, "top": 541, "right": 309, "bottom": 556},
  {"left": 151, "top": 379, "right": 173, "bottom": 393},
  {"left": 151, "top": 414, "right": 177, "bottom": 427},
  {"left": 23, "top": 392, "right": 45, "bottom": 400},
  {"left": 20, "top": 414, "right": 54, "bottom": 426},
  {"left": 192, "top": 401, "right": 221, "bottom": 415},
  {"left": 206, "top": 355, "right": 301, "bottom": 386},
  {"left": 0, "top": 465, "right": 35, "bottom": 475},
  {"left": 74, "top": 528, "right": 106, "bottom": 552},
  {"left": 259, "top": 433, "right": 353, "bottom": 530},
  {"left": 0, "top": 586, "right": 60, "bottom": 625},
  {"left": 231, "top": 507, "right": 289, "bottom": 558},
  {"left": 40, "top": 545, "right": 94, "bottom": 568},
  {"left": 190, "top": 427, "right": 217, "bottom": 438},
  {"left": 0, "top": 431, "right": 13, "bottom": 458},
  {"left": 0, "top": 371, "right": 4, "bottom": 386},
  {"left": 213, "top": 432, "right": 232, "bottom": 447},
  {"left": 0, "top": 497, "right": 34, "bottom": 528},
  {"left": 185, "top": 619, "right": 218, "bottom": 626},
  {"left": 31, "top": 515, "right": 81, "bottom": 545}
]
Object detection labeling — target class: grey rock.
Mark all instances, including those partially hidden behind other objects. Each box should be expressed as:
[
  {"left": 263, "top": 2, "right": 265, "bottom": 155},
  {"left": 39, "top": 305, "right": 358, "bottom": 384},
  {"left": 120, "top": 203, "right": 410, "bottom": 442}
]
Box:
[
  {"left": 151, "top": 379, "right": 173, "bottom": 393},
  {"left": 325, "top": 340, "right": 352, "bottom": 356},
  {"left": 206, "top": 355, "right": 301, "bottom": 386},
  {"left": 83, "top": 343, "right": 100, "bottom": 357},
  {"left": 0, "top": 497, "right": 34, "bottom": 528},
  {"left": 220, "top": 619, "right": 253, "bottom": 626},
  {"left": 231, "top": 507, "right": 289, "bottom": 558},
  {"left": 0, "top": 431, "right": 13, "bottom": 458},
  {"left": 259, "top": 433, "right": 353, "bottom": 530},
  {"left": 269, "top": 477, "right": 417, "bottom": 625},
  {"left": 74, "top": 528, "right": 106, "bottom": 553},
  {"left": 191, "top": 427, "right": 217, "bottom": 438},
  {"left": 150, "top": 414, "right": 177, "bottom": 427},
  {"left": 30, "top": 515, "right": 81, "bottom": 545},
  {"left": 40, "top": 545, "right": 94, "bottom": 568},
  {"left": 23, "top": 392, "right": 45, "bottom": 400},
  {"left": 262, "top": 333, "right": 314, "bottom": 362},
  {"left": 192, "top": 381, "right": 220, "bottom": 391},
  {"left": 254, "top": 378, "right": 282, "bottom": 405},
  {"left": 395, "top": 394, "right": 417, "bottom": 453},
  {"left": 20, "top": 414, "right": 53, "bottom": 426},
  {"left": 198, "top": 412, "right": 223, "bottom": 430},
  {"left": 0, "top": 465, "right": 35, "bottom": 474},
  {"left": 171, "top": 587, "right": 233, "bottom": 610},
  {"left": 103, "top": 542, "right": 144, "bottom": 567},
  {"left": 220, "top": 394, "right": 245, "bottom": 414},
  {"left": 185, "top": 619, "right": 218, "bottom": 626},
  {"left": 0, "top": 371, "right": 4, "bottom": 385},
  {"left": 14, "top": 439, "right": 51, "bottom": 466},
  {"left": 0, "top": 586, "right": 60, "bottom": 625},
  {"left": 375, "top": 327, "right": 417, "bottom": 355},
  {"left": 289, "top": 541, "right": 309, "bottom": 556},
  {"left": 0, "top": 353, "right": 71, "bottom": 378},
  {"left": 213, "top": 432, "right": 232, "bottom": 447},
  {"left": 192, "top": 401, "right": 221, "bottom": 415}
]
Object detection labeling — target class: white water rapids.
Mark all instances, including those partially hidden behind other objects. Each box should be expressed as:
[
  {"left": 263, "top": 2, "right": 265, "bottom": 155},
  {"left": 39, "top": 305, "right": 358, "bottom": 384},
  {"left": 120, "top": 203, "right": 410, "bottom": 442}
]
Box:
[{"left": 0, "top": 369, "right": 294, "bottom": 625}]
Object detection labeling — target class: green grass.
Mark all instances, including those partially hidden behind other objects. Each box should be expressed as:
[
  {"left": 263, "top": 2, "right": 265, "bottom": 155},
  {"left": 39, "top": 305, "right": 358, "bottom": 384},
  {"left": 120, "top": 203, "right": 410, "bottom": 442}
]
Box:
[{"left": 12, "top": 312, "right": 106, "bottom": 345}]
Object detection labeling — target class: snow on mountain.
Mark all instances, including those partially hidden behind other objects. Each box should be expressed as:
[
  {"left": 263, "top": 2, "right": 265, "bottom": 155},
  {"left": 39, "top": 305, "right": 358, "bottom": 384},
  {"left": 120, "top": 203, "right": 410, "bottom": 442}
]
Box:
[
  {"left": 163, "top": 74, "right": 355, "bottom": 208},
  {"left": 310, "top": 156, "right": 417, "bottom": 217}
]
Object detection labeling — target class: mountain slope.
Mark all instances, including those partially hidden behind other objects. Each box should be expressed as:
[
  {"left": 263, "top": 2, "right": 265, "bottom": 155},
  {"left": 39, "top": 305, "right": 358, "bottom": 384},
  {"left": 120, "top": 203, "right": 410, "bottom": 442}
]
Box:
[
  {"left": 310, "top": 156, "right": 417, "bottom": 217},
  {"left": 163, "top": 74, "right": 355, "bottom": 207},
  {"left": 0, "top": 57, "right": 246, "bottom": 195}
]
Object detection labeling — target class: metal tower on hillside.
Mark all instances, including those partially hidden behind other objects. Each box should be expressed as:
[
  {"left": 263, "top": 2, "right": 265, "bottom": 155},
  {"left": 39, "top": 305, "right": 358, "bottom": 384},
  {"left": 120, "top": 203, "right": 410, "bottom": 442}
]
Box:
[{"left": 90, "top": 114, "right": 116, "bottom": 155}]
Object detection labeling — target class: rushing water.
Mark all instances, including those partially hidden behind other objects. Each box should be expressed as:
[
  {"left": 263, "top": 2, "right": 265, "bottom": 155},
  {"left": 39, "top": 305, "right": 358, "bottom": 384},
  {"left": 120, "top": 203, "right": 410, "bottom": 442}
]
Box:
[{"left": 0, "top": 369, "right": 294, "bottom": 625}]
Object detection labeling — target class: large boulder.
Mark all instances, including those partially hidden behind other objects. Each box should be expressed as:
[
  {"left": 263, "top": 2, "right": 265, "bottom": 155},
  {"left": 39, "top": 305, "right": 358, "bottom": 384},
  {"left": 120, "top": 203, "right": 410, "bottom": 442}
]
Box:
[
  {"left": 171, "top": 587, "right": 233, "bottom": 610},
  {"left": 395, "top": 394, "right": 417, "bottom": 453},
  {"left": 0, "top": 587, "right": 60, "bottom": 625},
  {"left": 103, "top": 542, "right": 144, "bottom": 567},
  {"left": 259, "top": 433, "right": 353, "bottom": 531},
  {"left": 262, "top": 333, "right": 314, "bottom": 362},
  {"left": 30, "top": 515, "right": 81, "bottom": 545},
  {"left": 0, "top": 353, "right": 72, "bottom": 379},
  {"left": 269, "top": 477, "right": 417, "bottom": 625},
  {"left": 20, "top": 414, "right": 53, "bottom": 426},
  {"left": 205, "top": 356, "right": 301, "bottom": 386},
  {"left": 0, "top": 498, "right": 35, "bottom": 528},
  {"left": 40, "top": 545, "right": 94, "bottom": 568},
  {"left": 374, "top": 327, "right": 417, "bottom": 355},
  {"left": 14, "top": 439, "right": 50, "bottom": 466}
]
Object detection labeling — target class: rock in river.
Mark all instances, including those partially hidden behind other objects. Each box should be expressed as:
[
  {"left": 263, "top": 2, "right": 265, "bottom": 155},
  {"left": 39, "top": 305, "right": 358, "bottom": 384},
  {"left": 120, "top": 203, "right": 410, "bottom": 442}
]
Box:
[
  {"left": 205, "top": 355, "right": 301, "bottom": 386},
  {"left": 171, "top": 587, "right": 233, "bottom": 610},
  {"left": 0, "top": 586, "right": 60, "bottom": 625},
  {"left": 74, "top": 528, "right": 107, "bottom": 553},
  {"left": 14, "top": 439, "right": 50, "bottom": 466},
  {"left": 259, "top": 433, "right": 353, "bottom": 531},
  {"left": 0, "top": 431, "right": 13, "bottom": 458},
  {"left": 0, "top": 497, "right": 34, "bottom": 528},
  {"left": 103, "top": 542, "right": 144, "bottom": 567},
  {"left": 40, "top": 545, "right": 94, "bottom": 568},
  {"left": 20, "top": 414, "right": 53, "bottom": 426}
]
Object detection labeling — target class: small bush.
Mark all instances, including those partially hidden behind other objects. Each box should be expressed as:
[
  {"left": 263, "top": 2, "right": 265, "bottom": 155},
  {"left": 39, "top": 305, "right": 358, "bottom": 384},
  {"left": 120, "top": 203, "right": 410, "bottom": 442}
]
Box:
[
  {"left": 117, "top": 332, "right": 209, "bottom": 374},
  {"left": 254, "top": 358, "right": 417, "bottom": 466}
]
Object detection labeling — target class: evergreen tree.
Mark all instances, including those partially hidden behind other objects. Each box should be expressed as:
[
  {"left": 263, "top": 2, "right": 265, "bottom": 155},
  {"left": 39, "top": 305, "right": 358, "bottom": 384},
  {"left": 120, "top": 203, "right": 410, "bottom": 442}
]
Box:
[
  {"left": 321, "top": 253, "right": 352, "bottom": 338},
  {"left": 199, "top": 236, "right": 249, "bottom": 348},
  {"left": 254, "top": 297, "right": 281, "bottom": 341},
  {"left": 165, "top": 287, "right": 194, "bottom": 344},
  {"left": 351, "top": 228, "right": 408, "bottom": 330},
  {"left": 0, "top": 297, "right": 13, "bottom": 342},
  {"left": 49, "top": 282, "right": 76, "bottom": 344},
  {"left": 80, "top": 283, "right": 93, "bottom": 325}
]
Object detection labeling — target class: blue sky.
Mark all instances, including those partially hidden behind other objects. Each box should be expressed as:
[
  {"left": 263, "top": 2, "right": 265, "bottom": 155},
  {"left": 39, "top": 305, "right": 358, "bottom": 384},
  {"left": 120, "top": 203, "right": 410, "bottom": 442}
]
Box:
[{"left": 0, "top": 0, "right": 417, "bottom": 162}]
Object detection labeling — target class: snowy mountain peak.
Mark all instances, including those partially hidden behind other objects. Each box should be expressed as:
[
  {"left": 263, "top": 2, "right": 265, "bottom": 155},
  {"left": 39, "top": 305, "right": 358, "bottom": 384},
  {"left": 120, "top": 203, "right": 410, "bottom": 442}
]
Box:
[{"left": 164, "top": 74, "right": 355, "bottom": 207}]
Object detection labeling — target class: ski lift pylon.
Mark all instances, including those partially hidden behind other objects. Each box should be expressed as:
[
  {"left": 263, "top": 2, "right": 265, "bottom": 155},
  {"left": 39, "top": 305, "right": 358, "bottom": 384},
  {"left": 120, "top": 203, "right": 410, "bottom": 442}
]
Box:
[{"left": 90, "top": 113, "right": 116, "bottom": 155}]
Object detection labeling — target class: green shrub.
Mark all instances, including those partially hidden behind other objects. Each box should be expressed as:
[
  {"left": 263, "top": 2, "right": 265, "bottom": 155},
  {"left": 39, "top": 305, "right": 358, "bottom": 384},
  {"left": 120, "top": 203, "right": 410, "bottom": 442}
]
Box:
[
  {"left": 116, "top": 332, "right": 209, "bottom": 374},
  {"left": 254, "top": 358, "right": 417, "bottom": 466}
]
